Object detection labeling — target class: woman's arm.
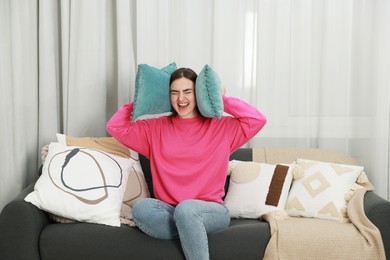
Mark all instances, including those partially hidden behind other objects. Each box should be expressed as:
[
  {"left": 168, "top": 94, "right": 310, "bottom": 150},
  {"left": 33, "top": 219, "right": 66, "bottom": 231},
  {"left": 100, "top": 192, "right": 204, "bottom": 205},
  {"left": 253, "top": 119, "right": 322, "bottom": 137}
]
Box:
[
  {"left": 222, "top": 95, "right": 267, "bottom": 151},
  {"left": 106, "top": 102, "right": 151, "bottom": 156}
]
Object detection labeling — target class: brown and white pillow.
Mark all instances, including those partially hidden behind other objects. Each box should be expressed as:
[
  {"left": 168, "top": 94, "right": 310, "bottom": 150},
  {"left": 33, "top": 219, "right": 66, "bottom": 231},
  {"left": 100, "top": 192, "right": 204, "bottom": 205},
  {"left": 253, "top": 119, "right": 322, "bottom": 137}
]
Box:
[{"left": 224, "top": 161, "right": 294, "bottom": 219}]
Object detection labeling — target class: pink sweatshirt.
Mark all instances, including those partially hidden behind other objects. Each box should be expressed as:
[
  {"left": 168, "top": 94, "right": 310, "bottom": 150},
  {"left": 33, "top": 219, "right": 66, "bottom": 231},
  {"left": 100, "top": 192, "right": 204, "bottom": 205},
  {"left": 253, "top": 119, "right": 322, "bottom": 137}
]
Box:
[{"left": 106, "top": 95, "right": 266, "bottom": 205}]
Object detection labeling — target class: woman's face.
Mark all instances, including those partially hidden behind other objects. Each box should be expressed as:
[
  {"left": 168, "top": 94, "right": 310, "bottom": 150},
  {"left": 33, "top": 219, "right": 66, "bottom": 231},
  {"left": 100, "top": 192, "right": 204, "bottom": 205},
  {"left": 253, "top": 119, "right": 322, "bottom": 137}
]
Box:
[{"left": 170, "top": 77, "right": 199, "bottom": 118}]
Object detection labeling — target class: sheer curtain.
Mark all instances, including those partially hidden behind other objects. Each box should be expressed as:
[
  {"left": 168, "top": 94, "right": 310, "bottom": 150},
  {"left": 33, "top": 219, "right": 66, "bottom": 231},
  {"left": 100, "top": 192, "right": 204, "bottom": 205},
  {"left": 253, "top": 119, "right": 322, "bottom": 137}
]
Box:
[
  {"left": 1, "top": 0, "right": 39, "bottom": 211},
  {"left": 0, "top": 0, "right": 137, "bottom": 211},
  {"left": 137, "top": 0, "right": 390, "bottom": 199},
  {"left": 1, "top": 0, "right": 389, "bottom": 211},
  {"left": 38, "top": 0, "right": 136, "bottom": 143},
  {"left": 251, "top": 0, "right": 390, "bottom": 200}
]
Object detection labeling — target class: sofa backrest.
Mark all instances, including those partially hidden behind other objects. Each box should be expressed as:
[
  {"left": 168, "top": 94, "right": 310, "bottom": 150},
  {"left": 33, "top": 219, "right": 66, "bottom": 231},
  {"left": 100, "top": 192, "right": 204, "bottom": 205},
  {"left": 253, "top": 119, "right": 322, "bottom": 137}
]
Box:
[
  {"left": 251, "top": 147, "right": 359, "bottom": 165},
  {"left": 140, "top": 147, "right": 360, "bottom": 199}
]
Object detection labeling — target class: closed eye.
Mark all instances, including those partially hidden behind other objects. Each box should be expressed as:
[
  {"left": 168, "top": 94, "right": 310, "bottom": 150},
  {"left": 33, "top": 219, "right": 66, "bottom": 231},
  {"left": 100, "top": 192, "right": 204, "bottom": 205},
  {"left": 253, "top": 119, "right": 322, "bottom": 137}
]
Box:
[{"left": 170, "top": 89, "right": 193, "bottom": 95}]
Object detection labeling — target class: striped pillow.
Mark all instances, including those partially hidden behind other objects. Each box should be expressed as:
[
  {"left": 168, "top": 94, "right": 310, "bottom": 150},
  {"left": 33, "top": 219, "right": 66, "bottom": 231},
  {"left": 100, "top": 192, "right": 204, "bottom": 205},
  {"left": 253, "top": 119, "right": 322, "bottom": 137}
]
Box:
[{"left": 224, "top": 161, "right": 294, "bottom": 219}]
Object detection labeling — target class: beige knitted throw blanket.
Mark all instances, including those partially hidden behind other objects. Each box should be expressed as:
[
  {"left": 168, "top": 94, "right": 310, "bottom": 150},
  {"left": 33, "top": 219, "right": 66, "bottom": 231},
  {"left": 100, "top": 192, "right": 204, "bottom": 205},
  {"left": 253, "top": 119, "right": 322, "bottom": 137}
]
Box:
[{"left": 262, "top": 188, "right": 386, "bottom": 260}]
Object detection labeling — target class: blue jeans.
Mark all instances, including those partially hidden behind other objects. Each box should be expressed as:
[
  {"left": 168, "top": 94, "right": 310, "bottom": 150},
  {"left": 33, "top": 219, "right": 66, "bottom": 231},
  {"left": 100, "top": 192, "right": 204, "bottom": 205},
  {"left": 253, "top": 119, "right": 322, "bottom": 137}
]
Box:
[{"left": 132, "top": 198, "right": 230, "bottom": 260}]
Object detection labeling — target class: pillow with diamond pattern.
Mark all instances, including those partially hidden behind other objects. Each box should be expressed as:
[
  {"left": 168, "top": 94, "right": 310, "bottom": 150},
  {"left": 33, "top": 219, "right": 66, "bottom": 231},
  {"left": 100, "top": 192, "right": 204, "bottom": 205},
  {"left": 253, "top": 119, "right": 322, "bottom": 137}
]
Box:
[{"left": 285, "top": 158, "right": 364, "bottom": 222}]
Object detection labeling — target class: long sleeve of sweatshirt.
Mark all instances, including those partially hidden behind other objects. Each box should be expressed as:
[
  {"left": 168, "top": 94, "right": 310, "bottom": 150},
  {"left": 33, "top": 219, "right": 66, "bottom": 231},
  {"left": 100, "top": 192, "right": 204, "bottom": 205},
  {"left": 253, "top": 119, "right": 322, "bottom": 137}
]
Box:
[
  {"left": 221, "top": 95, "right": 267, "bottom": 152},
  {"left": 106, "top": 102, "right": 153, "bottom": 157}
]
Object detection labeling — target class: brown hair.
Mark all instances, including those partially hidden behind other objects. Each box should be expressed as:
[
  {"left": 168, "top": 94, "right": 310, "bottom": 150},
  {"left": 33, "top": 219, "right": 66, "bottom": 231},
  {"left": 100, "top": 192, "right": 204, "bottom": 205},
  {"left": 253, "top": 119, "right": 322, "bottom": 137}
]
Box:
[{"left": 169, "top": 68, "right": 197, "bottom": 86}]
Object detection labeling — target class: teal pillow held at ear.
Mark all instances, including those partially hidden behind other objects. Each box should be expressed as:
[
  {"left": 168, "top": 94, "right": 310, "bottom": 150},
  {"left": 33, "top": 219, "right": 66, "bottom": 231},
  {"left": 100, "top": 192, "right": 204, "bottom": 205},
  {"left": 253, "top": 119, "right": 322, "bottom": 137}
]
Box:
[
  {"left": 195, "top": 64, "right": 224, "bottom": 119},
  {"left": 132, "top": 62, "right": 177, "bottom": 122}
]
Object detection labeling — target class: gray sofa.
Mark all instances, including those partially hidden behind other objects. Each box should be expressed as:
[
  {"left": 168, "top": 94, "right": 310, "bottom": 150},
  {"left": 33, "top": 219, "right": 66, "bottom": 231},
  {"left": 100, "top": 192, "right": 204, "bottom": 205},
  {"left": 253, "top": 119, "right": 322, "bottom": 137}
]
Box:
[{"left": 0, "top": 147, "right": 389, "bottom": 260}]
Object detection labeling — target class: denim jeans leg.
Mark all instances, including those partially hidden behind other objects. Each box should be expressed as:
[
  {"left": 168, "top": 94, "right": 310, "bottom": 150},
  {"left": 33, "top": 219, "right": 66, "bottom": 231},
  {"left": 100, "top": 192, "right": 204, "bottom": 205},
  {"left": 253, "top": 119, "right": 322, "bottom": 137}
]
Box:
[
  {"left": 173, "top": 200, "right": 231, "bottom": 260},
  {"left": 132, "top": 198, "right": 179, "bottom": 240}
]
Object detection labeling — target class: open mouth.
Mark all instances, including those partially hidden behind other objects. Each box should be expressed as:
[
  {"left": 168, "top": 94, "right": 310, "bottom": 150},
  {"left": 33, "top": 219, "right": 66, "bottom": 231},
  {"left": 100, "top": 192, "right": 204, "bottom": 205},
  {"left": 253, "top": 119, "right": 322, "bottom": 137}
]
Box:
[{"left": 178, "top": 103, "right": 189, "bottom": 107}]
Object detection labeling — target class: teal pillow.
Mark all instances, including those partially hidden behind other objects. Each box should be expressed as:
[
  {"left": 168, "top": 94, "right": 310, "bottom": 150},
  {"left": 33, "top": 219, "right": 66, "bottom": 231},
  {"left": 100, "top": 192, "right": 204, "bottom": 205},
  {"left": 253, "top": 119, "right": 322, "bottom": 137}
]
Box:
[
  {"left": 132, "top": 63, "right": 177, "bottom": 122},
  {"left": 195, "top": 64, "right": 224, "bottom": 119}
]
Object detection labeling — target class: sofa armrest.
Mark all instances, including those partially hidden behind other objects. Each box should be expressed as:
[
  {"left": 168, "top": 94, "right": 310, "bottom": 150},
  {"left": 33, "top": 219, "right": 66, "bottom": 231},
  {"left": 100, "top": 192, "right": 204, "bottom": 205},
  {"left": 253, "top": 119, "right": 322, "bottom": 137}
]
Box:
[
  {"left": 364, "top": 191, "right": 390, "bottom": 258},
  {"left": 0, "top": 182, "right": 51, "bottom": 260}
]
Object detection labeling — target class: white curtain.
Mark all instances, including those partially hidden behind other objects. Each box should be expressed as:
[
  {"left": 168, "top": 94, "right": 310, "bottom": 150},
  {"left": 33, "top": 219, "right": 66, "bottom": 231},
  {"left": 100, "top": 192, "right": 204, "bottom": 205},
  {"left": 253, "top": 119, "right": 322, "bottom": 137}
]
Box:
[
  {"left": 0, "top": 0, "right": 137, "bottom": 211},
  {"left": 38, "top": 0, "right": 136, "bottom": 142},
  {"left": 1, "top": 0, "right": 39, "bottom": 211},
  {"left": 1, "top": 0, "right": 389, "bottom": 211}
]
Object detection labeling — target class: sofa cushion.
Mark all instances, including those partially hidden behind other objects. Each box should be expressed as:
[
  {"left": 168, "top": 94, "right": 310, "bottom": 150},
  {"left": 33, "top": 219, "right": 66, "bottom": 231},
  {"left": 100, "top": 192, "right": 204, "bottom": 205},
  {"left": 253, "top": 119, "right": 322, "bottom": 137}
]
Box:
[
  {"left": 209, "top": 219, "right": 270, "bottom": 259},
  {"left": 56, "top": 134, "right": 150, "bottom": 206},
  {"left": 224, "top": 161, "right": 294, "bottom": 218},
  {"left": 25, "top": 142, "right": 134, "bottom": 227},
  {"left": 39, "top": 218, "right": 269, "bottom": 260},
  {"left": 252, "top": 147, "right": 360, "bottom": 165},
  {"left": 139, "top": 154, "right": 154, "bottom": 198},
  {"left": 285, "top": 158, "right": 364, "bottom": 222},
  {"left": 40, "top": 223, "right": 186, "bottom": 259}
]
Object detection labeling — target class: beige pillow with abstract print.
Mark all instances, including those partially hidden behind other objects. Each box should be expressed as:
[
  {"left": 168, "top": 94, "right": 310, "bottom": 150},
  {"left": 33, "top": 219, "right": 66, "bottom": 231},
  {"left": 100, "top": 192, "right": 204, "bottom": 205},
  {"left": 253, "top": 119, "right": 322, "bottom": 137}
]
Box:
[
  {"left": 25, "top": 142, "right": 133, "bottom": 226},
  {"left": 56, "top": 134, "right": 150, "bottom": 206},
  {"left": 37, "top": 135, "right": 150, "bottom": 224}
]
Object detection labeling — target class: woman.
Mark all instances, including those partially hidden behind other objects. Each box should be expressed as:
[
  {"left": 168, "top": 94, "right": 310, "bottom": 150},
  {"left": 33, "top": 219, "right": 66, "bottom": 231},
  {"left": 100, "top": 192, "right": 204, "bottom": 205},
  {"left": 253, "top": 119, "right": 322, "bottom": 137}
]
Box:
[{"left": 106, "top": 67, "right": 267, "bottom": 260}]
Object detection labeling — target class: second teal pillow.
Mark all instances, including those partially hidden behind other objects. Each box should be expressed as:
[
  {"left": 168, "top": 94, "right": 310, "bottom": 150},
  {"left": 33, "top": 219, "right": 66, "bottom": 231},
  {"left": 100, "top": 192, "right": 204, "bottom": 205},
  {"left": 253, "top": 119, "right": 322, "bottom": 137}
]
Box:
[{"left": 195, "top": 65, "right": 224, "bottom": 119}]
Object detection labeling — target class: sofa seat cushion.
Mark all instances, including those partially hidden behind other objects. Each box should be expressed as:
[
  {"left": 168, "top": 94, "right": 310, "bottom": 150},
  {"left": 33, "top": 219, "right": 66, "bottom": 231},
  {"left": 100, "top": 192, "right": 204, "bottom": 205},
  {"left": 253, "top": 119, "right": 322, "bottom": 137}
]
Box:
[
  {"left": 39, "top": 219, "right": 270, "bottom": 260},
  {"left": 39, "top": 222, "right": 185, "bottom": 260},
  {"left": 209, "top": 219, "right": 271, "bottom": 260}
]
